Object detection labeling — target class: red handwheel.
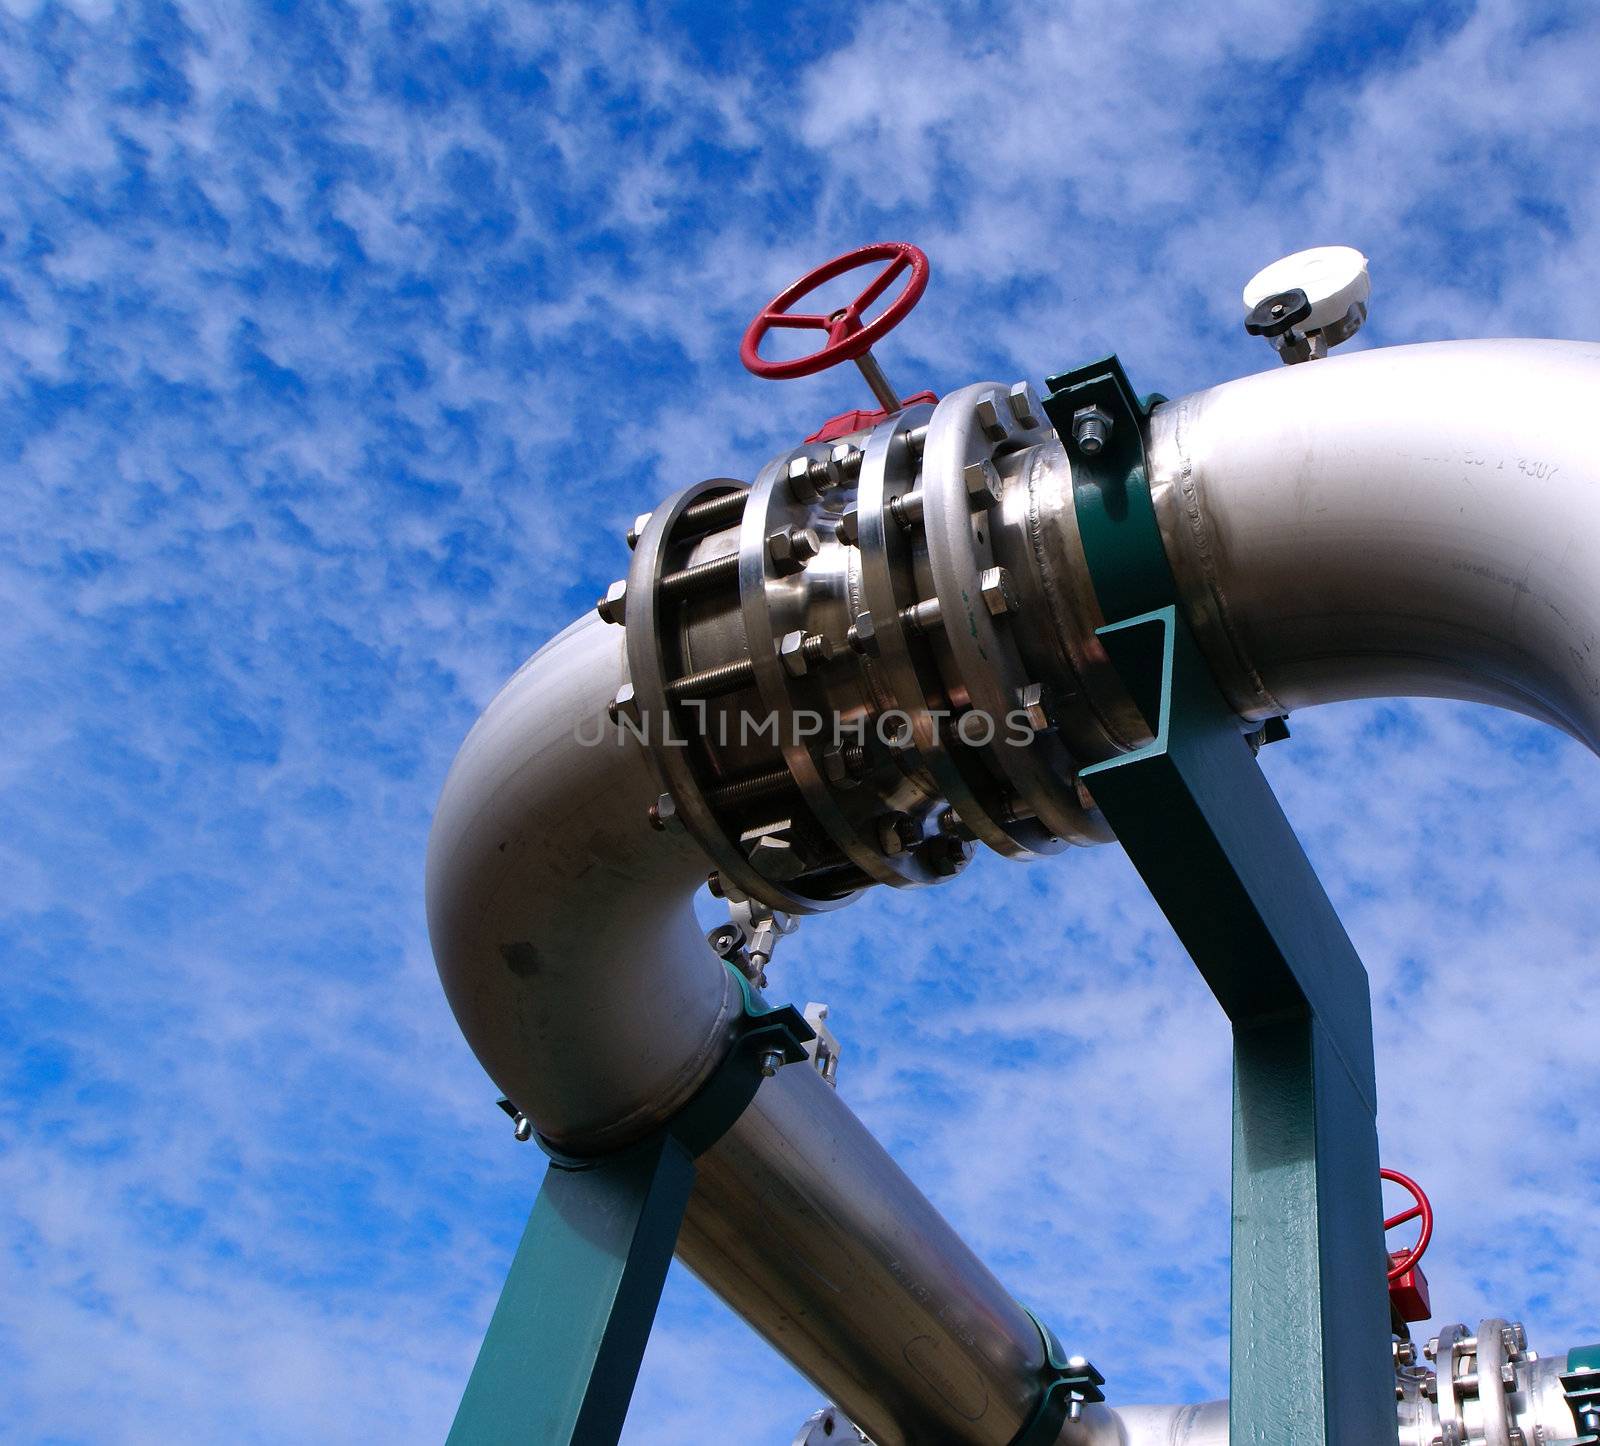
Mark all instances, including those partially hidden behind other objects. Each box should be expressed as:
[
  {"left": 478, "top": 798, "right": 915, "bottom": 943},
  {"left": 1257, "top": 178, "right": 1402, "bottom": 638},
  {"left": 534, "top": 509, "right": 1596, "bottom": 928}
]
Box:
[
  {"left": 740, "top": 242, "right": 930, "bottom": 381},
  {"left": 1381, "top": 1167, "right": 1434, "bottom": 1282}
]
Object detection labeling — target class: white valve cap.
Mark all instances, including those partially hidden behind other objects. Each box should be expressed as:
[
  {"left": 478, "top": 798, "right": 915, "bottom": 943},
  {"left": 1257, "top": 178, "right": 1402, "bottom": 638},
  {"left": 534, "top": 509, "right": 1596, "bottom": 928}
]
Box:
[{"left": 1243, "top": 246, "right": 1370, "bottom": 335}]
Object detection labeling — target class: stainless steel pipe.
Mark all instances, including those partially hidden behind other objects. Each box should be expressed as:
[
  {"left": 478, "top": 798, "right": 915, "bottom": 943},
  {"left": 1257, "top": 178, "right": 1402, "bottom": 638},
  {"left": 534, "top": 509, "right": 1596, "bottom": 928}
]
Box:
[
  {"left": 425, "top": 612, "right": 741, "bottom": 1157},
  {"left": 1147, "top": 339, "right": 1600, "bottom": 752},
  {"left": 427, "top": 338, "right": 1600, "bottom": 1443}
]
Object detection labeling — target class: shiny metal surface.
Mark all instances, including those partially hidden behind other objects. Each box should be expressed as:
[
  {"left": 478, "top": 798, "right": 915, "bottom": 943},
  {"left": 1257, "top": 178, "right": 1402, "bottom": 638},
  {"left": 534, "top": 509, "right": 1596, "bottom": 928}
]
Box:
[
  {"left": 680, "top": 1061, "right": 1052, "bottom": 1446},
  {"left": 429, "top": 334, "right": 1600, "bottom": 1437},
  {"left": 424, "top": 610, "right": 739, "bottom": 1154},
  {"left": 918, "top": 382, "right": 1096, "bottom": 849},
  {"left": 1147, "top": 339, "right": 1600, "bottom": 749}
]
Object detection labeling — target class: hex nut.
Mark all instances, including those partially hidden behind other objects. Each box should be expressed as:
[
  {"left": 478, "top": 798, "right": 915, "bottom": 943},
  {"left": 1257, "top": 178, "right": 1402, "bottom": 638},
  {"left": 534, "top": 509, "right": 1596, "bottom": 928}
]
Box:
[
  {"left": 1007, "top": 381, "right": 1040, "bottom": 428},
  {"left": 648, "top": 792, "right": 680, "bottom": 832},
  {"left": 835, "top": 506, "right": 860, "bottom": 546},
  {"left": 878, "top": 811, "right": 921, "bottom": 857},
  {"left": 778, "top": 629, "right": 811, "bottom": 677},
  {"left": 923, "top": 835, "right": 972, "bottom": 876},
  {"left": 974, "top": 389, "right": 1009, "bottom": 443},
  {"left": 596, "top": 578, "right": 628, "bottom": 625},
  {"left": 980, "top": 565, "right": 1018, "bottom": 617},
  {"left": 608, "top": 682, "right": 641, "bottom": 727},
  {"left": 626, "top": 512, "right": 652, "bottom": 548},
  {"left": 963, "top": 459, "right": 1002, "bottom": 510},
  {"left": 787, "top": 454, "right": 821, "bottom": 503},
  {"left": 748, "top": 832, "right": 804, "bottom": 881},
  {"left": 1017, "top": 681, "right": 1051, "bottom": 731},
  {"left": 822, "top": 744, "right": 863, "bottom": 788},
  {"left": 769, "top": 525, "right": 821, "bottom": 575},
  {"left": 1072, "top": 404, "right": 1113, "bottom": 456},
  {"left": 847, "top": 611, "right": 879, "bottom": 656}
]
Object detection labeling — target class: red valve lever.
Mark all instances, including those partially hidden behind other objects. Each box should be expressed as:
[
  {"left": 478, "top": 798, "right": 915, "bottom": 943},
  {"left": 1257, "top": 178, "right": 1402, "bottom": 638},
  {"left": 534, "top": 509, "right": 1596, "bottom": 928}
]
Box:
[{"left": 740, "top": 242, "right": 930, "bottom": 413}]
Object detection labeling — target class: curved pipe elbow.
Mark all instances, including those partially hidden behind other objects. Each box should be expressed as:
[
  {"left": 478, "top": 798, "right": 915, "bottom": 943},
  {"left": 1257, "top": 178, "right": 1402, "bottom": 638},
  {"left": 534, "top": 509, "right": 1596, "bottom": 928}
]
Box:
[
  {"left": 424, "top": 611, "right": 739, "bottom": 1155},
  {"left": 1148, "top": 338, "right": 1600, "bottom": 755}
]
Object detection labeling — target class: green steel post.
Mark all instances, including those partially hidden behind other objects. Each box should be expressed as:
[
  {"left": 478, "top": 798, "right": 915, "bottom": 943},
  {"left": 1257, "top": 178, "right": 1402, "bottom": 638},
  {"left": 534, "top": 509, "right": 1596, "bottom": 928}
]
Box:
[
  {"left": 448, "top": 1136, "right": 696, "bottom": 1446},
  {"left": 1043, "top": 354, "right": 1396, "bottom": 1444},
  {"left": 448, "top": 967, "right": 814, "bottom": 1446},
  {"left": 1083, "top": 606, "right": 1396, "bottom": 1446}
]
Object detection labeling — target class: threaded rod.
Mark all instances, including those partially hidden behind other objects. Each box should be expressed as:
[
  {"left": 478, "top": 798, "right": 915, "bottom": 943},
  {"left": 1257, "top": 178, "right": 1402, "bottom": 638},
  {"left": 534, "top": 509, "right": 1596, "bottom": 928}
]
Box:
[
  {"left": 705, "top": 763, "right": 798, "bottom": 810},
  {"left": 666, "top": 656, "right": 757, "bottom": 703},
  {"left": 659, "top": 550, "right": 739, "bottom": 601},
  {"left": 680, "top": 489, "right": 748, "bottom": 533}
]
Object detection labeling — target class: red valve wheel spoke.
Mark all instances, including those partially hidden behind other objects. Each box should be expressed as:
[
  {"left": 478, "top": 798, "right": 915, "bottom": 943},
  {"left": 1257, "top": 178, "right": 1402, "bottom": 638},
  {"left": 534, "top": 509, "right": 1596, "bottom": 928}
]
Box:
[
  {"left": 740, "top": 242, "right": 930, "bottom": 381},
  {"left": 851, "top": 256, "right": 909, "bottom": 316},
  {"left": 1380, "top": 1168, "right": 1434, "bottom": 1282},
  {"left": 764, "top": 311, "right": 832, "bottom": 331},
  {"left": 1384, "top": 1203, "right": 1424, "bottom": 1230}
]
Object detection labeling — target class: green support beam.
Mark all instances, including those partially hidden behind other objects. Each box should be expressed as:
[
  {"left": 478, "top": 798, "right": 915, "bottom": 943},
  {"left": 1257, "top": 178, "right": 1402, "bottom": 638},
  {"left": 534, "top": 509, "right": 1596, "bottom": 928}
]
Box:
[
  {"left": 449, "top": 1137, "right": 696, "bottom": 1446},
  {"left": 1045, "top": 356, "right": 1398, "bottom": 1445},
  {"left": 449, "top": 967, "right": 814, "bottom": 1446}
]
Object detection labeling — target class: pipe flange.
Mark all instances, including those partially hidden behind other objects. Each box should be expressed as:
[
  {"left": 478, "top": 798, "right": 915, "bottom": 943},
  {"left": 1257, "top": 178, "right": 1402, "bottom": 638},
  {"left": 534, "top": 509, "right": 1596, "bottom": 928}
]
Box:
[
  {"left": 626, "top": 477, "right": 842, "bottom": 914},
  {"left": 854, "top": 395, "right": 1027, "bottom": 859},
  {"left": 920, "top": 383, "right": 1099, "bottom": 851},
  {"left": 992, "top": 433, "right": 1146, "bottom": 769},
  {"left": 730, "top": 442, "right": 880, "bottom": 897},
  {"left": 741, "top": 406, "right": 954, "bottom": 889},
  {"left": 1432, "top": 1322, "right": 1473, "bottom": 1446}
]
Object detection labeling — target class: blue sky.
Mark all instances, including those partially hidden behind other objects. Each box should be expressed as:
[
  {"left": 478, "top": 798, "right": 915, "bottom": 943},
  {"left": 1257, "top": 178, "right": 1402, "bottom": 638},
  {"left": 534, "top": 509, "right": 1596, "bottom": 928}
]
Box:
[{"left": 3, "top": 1, "right": 1599, "bottom": 1441}]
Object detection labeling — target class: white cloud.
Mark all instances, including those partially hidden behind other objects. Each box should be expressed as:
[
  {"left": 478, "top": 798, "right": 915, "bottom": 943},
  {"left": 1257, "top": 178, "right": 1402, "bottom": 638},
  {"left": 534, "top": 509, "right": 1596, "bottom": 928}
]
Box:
[{"left": 1, "top": 0, "right": 1597, "bottom": 1441}]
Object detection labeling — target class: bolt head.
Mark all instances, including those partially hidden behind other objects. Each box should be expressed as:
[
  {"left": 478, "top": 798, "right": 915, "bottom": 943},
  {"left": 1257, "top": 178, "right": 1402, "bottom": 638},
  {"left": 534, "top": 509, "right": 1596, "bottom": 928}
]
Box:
[
  {"left": 1007, "top": 381, "right": 1040, "bottom": 428},
  {"left": 847, "top": 611, "right": 879, "bottom": 656},
  {"left": 648, "top": 792, "right": 679, "bottom": 832},
  {"left": 748, "top": 832, "right": 804, "bottom": 881},
  {"left": 963, "top": 458, "right": 1002, "bottom": 510},
  {"left": 1424, "top": 1338, "right": 1439, "bottom": 1361},
  {"left": 980, "top": 565, "right": 1018, "bottom": 617},
  {"left": 778, "top": 629, "right": 811, "bottom": 677},
  {"left": 836, "top": 505, "right": 860, "bottom": 546},
  {"left": 596, "top": 579, "right": 628, "bottom": 625},
  {"left": 974, "top": 389, "right": 1010, "bottom": 442},
  {"left": 626, "top": 512, "right": 652, "bottom": 548},
  {"left": 769, "top": 525, "right": 821, "bottom": 574},
  {"left": 608, "top": 681, "right": 641, "bottom": 727},
  {"left": 758, "top": 1048, "right": 785, "bottom": 1078},
  {"left": 1017, "top": 681, "right": 1051, "bottom": 731},
  {"left": 513, "top": 1114, "right": 534, "bottom": 1142}
]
